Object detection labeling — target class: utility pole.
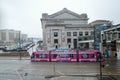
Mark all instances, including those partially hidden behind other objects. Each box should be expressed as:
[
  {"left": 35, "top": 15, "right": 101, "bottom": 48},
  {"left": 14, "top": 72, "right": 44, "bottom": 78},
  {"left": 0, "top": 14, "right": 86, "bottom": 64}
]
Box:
[
  {"left": 54, "top": 63, "right": 55, "bottom": 75},
  {"left": 19, "top": 31, "right": 21, "bottom": 60},
  {"left": 100, "top": 53, "right": 102, "bottom": 80},
  {"left": 32, "top": 38, "right": 33, "bottom": 52},
  {"left": 94, "top": 26, "right": 96, "bottom": 50},
  {"left": 94, "top": 26, "right": 95, "bottom": 49},
  {"left": 94, "top": 26, "right": 102, "bottom": 80}
]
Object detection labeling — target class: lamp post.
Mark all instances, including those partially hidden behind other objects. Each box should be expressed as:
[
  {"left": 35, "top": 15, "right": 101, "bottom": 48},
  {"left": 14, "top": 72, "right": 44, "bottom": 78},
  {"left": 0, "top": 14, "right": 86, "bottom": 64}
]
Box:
[
  {"left": 19, "top": 31, "right": 21, "bottom": 60},
  {"left": 94, "top": 26, "right": 96, "bottom": 49},
  {"left": 94, "top": 26, "right": 103, "bottom": 80},
  {"left": 32, "top": 38, "right": 33, "bottom": 52},
  {"left": 54, "top": 63, "right": 55, "bottom": 75},
  {"left": 99, "top": 53, "right": 102, "bottom": 80}
]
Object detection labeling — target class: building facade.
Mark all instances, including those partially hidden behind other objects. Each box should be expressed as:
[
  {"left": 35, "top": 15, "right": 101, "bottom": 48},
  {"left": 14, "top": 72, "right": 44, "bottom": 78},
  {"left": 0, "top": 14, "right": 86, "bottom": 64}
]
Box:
[
  {"left": 0, "top": 29, "right": 27, "bottom": 46},
  {"left": 89, "top": 20, "right": 112, "bottom": 51},
  {"left": 102, "top": 24, "right": 120, "bottom": 57},
  {"left": 41, "top": 8, "right": 95, "bottom": 50},
  {"left": 41, "top": 8, "right": 113, "bottom": 50}
]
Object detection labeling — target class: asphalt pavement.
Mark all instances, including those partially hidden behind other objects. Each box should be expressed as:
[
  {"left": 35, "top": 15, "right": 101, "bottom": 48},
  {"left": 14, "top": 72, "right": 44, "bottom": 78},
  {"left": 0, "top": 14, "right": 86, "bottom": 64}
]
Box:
[{"left": 0, "top": 57, "right": 120, "bottom": 80}]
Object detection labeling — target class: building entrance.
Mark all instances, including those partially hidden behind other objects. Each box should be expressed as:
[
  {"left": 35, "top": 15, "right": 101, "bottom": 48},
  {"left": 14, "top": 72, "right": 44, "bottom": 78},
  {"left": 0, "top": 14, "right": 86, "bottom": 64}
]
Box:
[{"left": 73, "top": 39, "right": 77, "bottom": 49}]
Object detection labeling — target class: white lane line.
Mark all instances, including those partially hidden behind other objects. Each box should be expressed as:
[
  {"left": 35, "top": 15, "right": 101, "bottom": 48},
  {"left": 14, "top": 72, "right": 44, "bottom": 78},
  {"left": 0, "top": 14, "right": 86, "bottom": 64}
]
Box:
[{"left": 16, "top": 70, "right": 23, "bottom": 80}]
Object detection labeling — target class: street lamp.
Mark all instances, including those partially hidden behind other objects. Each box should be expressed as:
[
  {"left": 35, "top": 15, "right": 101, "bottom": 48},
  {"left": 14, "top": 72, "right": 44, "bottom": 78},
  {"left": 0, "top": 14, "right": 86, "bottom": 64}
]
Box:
[
  {"left": 99, "top": 53, "right": 103, "bottom": 80},
  {"left": 94, "top": 26, "right": 96, "bottom": 49},
  {"left": 97, "top": 52, "right": 103, "bottom": 80},
  {"left": 94, "top": 26, "right": 103, "bottom": 80},
  {"left": 32, "top": 38, "right": 33, "bottom": 52},
  {"left": 18, "top": 31, "right": 21, "bottom": 60}
]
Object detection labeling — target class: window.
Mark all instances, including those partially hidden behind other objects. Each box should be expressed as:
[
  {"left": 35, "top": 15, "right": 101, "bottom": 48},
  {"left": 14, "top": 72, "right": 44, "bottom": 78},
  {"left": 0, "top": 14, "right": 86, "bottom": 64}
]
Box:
[
  {"left": 53, "top": 54, "right": 57, "bottom": 58},
  {"left": 78, "top": 37, "right": 82, "bottom": 41},
  {"left": 60, "top": 53, "right": 68, "bottom": 57},
  {"left": 84, "top": 37, "right": 88, "bottom": 40},
  {"left": 117, "top": 28, "right": 120, "bottom": 38},
  {"left": 112, "top": 33, "right": 116, "bottom": 38},
  {"left": 68, "top": 45, "right": 71, "bottom": 48},
  {"left": 36, "top": 54, "right": 39, "bottom": 58},
  {"left": 67, "top": 32, "right": 71, "bottom": 36},
  {"left": 107, "top": 34, "right": 111, "bottom": 40},
  {"left": 89, "top": 54, "right": 94, "bottom": 58},
  {"left": 73, "top": 32, "right": 77, "bottom": 36},
  {"left": 90, "top": 36, "right": 94, "bottom": 40},
  {"left": 1, "top": 32, "right": 6, "bottom": 40},
  {"left": 70, "top": 54, "right": 74, "bottom": 58},
  {"left": 54, "top": 39, "right": 58, "bottom": 43},
  {"left": 54, "top": 32, "right": 58, "bottom": 37},
  {"left": 79, "top": 32, "right": 83, "bottom": 36},
  {"left": 67, "top": 38, "right": 71, "bottom": 43},
  {"left": 91, "top": 31, "right": 94, "bottom": 35},
  {"left": 9, "top": 32, "right": 14, "bottom": 40},
  {"left": 81, "top": 54, "right": 89, "bottom": 58},
  {"left": 119, "top": 33, "right": 120, "bottom": 38},
  {"left": 85, "top": 31, "right": 88, "bottom": 35},
  {"left": 40, "top": 54, "right": 47, "bottom": 58}
]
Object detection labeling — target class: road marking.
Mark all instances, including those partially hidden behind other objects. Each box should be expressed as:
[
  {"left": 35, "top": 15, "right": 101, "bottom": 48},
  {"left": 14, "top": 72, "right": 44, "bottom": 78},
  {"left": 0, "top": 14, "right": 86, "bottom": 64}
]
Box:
[
  {"left": 16, "top": 70, "right": 23, "bottom": 80},
  {"left": 56, "top": 71, "right": 65, "bottom": 75}
]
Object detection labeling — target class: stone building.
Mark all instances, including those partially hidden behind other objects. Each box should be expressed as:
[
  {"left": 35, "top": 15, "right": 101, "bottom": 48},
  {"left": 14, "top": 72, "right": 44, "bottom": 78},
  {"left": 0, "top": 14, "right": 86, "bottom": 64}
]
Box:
[{"left": 41, "top": 8, "right": 95, "bottom": 50}]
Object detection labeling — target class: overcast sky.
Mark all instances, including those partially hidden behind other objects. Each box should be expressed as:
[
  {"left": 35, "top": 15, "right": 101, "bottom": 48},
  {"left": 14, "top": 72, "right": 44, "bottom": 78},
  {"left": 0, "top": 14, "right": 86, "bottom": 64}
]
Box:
[{"left": 0, "top": 0, "right": 120, "bottom": 39}]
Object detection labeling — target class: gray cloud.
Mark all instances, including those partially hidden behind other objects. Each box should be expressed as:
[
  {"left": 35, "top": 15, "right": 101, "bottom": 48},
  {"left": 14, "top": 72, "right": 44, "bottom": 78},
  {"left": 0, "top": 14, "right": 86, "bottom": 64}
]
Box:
[{"left": 1, "top": 0, "right": 120, "bottom": 38}]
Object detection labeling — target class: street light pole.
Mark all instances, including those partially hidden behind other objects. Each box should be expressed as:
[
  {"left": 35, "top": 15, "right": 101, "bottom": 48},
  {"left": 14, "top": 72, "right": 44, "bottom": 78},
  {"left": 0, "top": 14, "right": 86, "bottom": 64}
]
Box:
[
  {"left": 54, "top": 63, "right": 55, "bottom": 75},
  {"left": 94, "top": 26, "right": 103, "bottom": 80},
  {"left": 19, "top": 31, "right": 21, "bottom": 60},
  {"left": 100, "top": 54, "right": 102, "bottom": 80},
  {"left": 94, "top": 26, "right": 96, "bottom": 49},
  {"left": 32, "top": 38, "right": 33, "bottom": 52}
]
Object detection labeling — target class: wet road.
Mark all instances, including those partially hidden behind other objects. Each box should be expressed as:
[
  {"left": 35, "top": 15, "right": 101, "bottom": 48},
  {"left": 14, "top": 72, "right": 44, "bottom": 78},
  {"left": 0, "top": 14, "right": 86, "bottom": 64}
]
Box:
[
  {"left": 0, "top": 58, "right": 120, "bottom": 80},
  {"left": 102, "top": 58, "right": 120, "bottom": 75},
  {"left": 0, "top": 44, "right": 120, "bottom": 80}
]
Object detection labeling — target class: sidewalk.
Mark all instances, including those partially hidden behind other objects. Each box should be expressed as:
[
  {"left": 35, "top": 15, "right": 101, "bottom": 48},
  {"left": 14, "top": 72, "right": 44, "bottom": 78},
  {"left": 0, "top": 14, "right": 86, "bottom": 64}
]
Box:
[
  {"left": 49, "top": 76, "right": 98, "bottom": 80},
  {"left": 0, "top": 56, "right": 30, "bottom": 60},
  {"left": 47, "top": 75, "right": 119, "bottom": 80},
  {"left": 96, "top": 75, "right": 119, "bottom": 80}
]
